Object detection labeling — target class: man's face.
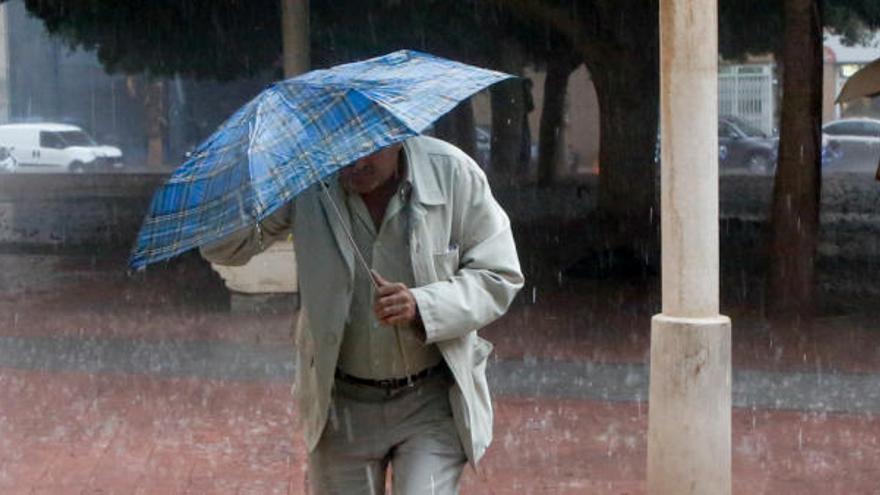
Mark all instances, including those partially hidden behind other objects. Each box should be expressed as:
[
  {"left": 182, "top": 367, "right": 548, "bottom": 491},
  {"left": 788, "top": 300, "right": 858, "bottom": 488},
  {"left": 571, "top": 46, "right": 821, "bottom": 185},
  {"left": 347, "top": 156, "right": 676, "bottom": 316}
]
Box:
[{"left": 339, "top": 144, "right": 403, "bottom": 194}]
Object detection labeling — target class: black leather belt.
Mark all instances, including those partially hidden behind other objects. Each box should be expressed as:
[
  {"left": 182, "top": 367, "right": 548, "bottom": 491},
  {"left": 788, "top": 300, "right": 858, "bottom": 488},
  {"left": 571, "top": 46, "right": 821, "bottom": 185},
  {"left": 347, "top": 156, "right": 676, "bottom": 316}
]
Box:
[{"left": 335, "top": 363, "right": 447, "bottom": 390}]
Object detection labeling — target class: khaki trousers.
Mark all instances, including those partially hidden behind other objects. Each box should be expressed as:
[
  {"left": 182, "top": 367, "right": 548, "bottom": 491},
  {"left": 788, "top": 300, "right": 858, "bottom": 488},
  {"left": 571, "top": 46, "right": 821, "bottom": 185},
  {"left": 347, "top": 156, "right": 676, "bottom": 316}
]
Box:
[{"left": 307, "top": 372, "right": 467, "bottom": 495}]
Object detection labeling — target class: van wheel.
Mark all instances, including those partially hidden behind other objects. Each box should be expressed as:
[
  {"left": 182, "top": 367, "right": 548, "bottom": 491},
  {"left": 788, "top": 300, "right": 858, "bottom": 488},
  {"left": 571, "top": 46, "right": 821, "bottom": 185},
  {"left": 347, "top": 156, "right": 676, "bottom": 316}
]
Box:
[{"left": 70, "top": 161, "right": 86, "bottom": 174}]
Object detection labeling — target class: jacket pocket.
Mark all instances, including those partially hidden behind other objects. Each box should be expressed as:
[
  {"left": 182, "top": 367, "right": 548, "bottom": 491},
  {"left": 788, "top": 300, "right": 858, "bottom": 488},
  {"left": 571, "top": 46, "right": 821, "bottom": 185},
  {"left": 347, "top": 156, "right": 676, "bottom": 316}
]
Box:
[{"left": 432, "top": 245, "right": 460, "bottom": 279}]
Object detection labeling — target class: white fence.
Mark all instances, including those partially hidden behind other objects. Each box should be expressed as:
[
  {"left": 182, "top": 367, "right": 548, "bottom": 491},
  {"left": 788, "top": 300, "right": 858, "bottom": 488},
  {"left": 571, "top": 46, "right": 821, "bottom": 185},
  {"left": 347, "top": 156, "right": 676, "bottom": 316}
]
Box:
[{"left": 719, "top": 64, "right": 776, "bottom": 135}]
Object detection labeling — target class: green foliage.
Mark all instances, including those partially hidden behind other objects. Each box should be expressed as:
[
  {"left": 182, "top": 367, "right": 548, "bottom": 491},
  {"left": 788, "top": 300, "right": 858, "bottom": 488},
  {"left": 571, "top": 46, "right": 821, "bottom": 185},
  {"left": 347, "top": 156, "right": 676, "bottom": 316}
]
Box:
[
  {"left": 719, "top": 0, "right": 880, "bottom": 61},
  {"left": 719, "top": 0, "right": 783, "bottom": 60},
  {"left": 826, "top": 0, "right": 880, "bottom": 43},
  {"left": 5, "top": 0, "right": 576, "bottom": 79},
  {"left": 8, "top": 0, "right": 283, "bottom": 80},
  {"left": 310, "top": 0, "right": 501, "bottom": 68},
  {"left": 8, "top": 0, "right": 880, "bottom": 80},
  {"left": 310, "top": 0, "right": 584, "bottom": 73}
]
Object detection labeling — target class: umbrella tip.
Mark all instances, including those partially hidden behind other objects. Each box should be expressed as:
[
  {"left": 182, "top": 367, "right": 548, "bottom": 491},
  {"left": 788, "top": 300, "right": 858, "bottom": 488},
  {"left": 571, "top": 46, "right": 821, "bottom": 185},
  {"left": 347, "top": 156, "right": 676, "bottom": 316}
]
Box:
[{"left": 126, "top": 254, "right": 147, "bottom": 275}]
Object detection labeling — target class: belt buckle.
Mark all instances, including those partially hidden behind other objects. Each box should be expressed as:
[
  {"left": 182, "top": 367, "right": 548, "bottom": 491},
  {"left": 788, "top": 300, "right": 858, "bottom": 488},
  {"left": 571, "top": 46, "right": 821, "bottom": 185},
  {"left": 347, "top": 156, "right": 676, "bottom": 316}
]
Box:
[
  {"left": 383, "top": 375, "right": 416, "bottom": 396},
  {"left": 378, "top": 378, "right": 402, "bottom": 398}
]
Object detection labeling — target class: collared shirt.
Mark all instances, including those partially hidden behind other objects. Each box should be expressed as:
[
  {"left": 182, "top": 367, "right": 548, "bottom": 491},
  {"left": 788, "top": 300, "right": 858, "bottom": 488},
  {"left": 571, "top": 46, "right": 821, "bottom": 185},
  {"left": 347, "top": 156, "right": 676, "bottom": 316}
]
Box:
[{"left": 336, "top": 161, "right": 443, "bottom": 380}]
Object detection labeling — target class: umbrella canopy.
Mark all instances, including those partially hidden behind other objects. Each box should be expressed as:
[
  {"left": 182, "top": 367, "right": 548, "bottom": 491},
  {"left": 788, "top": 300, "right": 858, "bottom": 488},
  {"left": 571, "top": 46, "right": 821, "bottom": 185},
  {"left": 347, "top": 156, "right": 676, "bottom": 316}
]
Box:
[
  {"left": 129, "top": 50, "right": 514, "bottom": 270},
  {"left": 837, "top": 57, "right": 880, "bottom": 103}
]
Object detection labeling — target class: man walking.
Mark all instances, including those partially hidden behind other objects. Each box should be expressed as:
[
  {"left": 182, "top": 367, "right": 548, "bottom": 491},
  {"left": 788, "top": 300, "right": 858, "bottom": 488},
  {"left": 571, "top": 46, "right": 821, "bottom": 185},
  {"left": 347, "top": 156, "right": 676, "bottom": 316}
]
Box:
[{"left": 201, "top": 135, "right": 523, "bottom": 494}]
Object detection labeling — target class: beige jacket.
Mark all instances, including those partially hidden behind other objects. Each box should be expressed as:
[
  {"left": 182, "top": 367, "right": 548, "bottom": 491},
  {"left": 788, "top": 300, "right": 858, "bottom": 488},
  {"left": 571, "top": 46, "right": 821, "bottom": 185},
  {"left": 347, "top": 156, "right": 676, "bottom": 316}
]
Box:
[{"left": 201, "top": 135, "right": 523, "bottom": 465}]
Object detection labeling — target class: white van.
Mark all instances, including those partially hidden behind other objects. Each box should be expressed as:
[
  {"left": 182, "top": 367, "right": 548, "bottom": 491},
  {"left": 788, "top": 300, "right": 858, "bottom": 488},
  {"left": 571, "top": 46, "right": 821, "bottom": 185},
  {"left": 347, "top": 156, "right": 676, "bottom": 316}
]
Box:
[{"left": 0, "top": 123, "right": 123, "bottom": 173}]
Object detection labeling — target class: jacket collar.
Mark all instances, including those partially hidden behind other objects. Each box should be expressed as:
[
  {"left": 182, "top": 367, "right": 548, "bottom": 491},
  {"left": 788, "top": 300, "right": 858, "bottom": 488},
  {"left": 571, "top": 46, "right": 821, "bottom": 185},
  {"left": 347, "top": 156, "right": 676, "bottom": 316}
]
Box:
[
  {"left": 317, "top": 178, "right": 355, "bottom": 274},
  {"left": 403, "top": 137, "right": 446, "bottom": 206}
]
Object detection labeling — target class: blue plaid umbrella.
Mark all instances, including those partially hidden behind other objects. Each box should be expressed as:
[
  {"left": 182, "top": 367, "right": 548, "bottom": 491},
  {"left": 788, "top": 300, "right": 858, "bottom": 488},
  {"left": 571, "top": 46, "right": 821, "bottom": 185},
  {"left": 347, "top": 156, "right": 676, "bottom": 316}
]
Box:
[{"left": 129, "top": 50, "right": 514, "bottom": 270}]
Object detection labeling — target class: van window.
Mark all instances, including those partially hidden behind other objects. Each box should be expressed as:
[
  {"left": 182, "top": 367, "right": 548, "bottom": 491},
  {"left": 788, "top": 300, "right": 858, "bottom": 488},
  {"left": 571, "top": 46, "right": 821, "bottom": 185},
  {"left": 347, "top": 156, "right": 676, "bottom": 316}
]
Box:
[
  {"left": 40, "top": 131, "right": 66, "bottom": 149},
  {"left": 58, "top": 131, "right": 97, "bottom": 147}
]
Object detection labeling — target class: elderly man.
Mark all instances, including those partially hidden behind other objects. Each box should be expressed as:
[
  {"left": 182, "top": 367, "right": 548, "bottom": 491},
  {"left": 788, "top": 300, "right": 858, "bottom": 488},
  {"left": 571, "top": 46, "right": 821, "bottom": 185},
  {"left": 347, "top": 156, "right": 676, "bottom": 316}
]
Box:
[{"left": 201, "top": 135, "right": 523, "bottom": 494}]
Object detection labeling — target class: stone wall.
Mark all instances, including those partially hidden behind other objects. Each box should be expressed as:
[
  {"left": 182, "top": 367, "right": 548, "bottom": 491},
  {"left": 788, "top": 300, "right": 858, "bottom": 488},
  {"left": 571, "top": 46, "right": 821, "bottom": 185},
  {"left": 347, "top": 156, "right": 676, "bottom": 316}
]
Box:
[
  {"left": 1, "top": 172, "right": 878, "bottom": 298},
  {"left": 0, "top": 174, "right": 162, "bottom": 251}
]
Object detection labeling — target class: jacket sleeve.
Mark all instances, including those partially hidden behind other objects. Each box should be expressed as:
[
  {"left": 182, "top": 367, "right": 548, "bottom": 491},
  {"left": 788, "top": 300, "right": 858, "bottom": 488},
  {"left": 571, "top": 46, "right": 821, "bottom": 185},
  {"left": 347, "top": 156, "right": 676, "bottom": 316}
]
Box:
[
  {"left": 410, "top": 167, "right": 524, "bottom": 344},
  {"left": 199, "top": 202, "right": 294, "bottom": 266}
]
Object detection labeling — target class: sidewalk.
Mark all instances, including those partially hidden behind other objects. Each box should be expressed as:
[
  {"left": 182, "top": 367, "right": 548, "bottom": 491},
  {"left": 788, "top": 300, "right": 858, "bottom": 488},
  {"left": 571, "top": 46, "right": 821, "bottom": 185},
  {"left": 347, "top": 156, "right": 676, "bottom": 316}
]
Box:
[{"left": 1, "top": 252, "right": 879, "bottom": 493}]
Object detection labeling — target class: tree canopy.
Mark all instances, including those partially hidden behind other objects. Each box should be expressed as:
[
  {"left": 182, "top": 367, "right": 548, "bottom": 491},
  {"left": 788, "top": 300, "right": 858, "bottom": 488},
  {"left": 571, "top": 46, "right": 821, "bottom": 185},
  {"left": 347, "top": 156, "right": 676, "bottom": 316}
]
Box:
[
  {"left": 9, "top": 0, "right": 283, "bottom": 80},
  {"left": 719, "top": 0, "right": 880, "bottom": 60},
  {"left": 8, "top": 0, "right": 574, "bottom": 80}
]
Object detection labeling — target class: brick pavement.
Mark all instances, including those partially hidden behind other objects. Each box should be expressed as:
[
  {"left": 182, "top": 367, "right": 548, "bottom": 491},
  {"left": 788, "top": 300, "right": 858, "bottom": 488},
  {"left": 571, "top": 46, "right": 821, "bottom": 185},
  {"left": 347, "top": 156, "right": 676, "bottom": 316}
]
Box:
[
  {"left": 2, "top": 253, "right": 880, "bottom": 493},
  {"left": 2, "top": 369, "right": 880, "bottom": 494}
]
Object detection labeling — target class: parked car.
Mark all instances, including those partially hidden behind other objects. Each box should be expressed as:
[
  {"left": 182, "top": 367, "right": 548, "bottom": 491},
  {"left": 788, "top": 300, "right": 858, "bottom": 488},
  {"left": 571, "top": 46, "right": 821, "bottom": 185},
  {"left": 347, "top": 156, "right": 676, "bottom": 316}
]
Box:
[
  {"left": 473, "top": 124, "right": 539, "bottom": 170},
  {"left": 821, "top": 118, "right": 880, "bottom": 172},
  {"left": 718, "top": 116, "right": 778, "bottom": 174},
  {"left": 0, "top": 123, "right": 123, "bottom": 173}
]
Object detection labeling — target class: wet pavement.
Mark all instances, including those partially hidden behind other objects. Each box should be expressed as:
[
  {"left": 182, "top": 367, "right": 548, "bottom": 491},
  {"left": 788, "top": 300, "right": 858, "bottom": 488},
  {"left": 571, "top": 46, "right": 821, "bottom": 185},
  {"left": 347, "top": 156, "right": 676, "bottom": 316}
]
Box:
[
  {"left": 1, "top": 252, "right": 880, "bottom": 493},
  {"left": 3, "top": 335, "right": 880, "bottom": 416}
]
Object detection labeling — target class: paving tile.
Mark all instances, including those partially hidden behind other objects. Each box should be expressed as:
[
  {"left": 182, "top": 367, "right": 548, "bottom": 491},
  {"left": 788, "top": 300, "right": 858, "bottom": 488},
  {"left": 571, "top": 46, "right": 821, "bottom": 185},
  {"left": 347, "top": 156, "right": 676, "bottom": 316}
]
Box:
[
  {"left": 30, "top": 484, "right": 89, "bottom": 495},
  {"left": 0, "top": 480, "right": 32, "bottom": 495},
  {"left": 181, "top": 476, "right": 239, "bottom": 494},
  {"left": 0, "top": 450, "right": 54, "bottom": 485},
  {"left": 133, "top": 483, "right": 186, "bottom": 495},
  {"left": 140, "top": 447, "right": 193, "bottom": 481},
  {"left": 235, "top": 479, "right": 290, "bottom": 495},
  {"left": 39, "top": 450, "right": 102, "bottom": 486},
  {"left": 0, "top": 463, "right": 43, "bottom": 495}
]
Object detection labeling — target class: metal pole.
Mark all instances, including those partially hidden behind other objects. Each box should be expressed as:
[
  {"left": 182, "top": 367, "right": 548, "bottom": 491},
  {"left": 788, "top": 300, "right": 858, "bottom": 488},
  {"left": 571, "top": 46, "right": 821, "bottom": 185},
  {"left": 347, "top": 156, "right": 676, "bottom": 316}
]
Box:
[{"left": 648, "top": 0, "right": 731, "bottom": 493}]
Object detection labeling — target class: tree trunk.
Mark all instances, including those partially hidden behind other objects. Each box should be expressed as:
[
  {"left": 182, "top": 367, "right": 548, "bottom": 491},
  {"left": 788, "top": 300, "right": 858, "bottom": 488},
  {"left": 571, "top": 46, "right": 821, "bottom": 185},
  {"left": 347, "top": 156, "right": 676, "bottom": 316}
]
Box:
[
  {"left": 767, "top": 0, "right": 823, "bottom": 320},
  {"left": 591, "top": 51, "right": 660, "bottom": 256},
  {"left": 433, "top": 100, "right": 476, "bottom": 159},
  {"left": 537, "top": 56, "right": 578, "bottom": 187},
  {"left": 280, "top": 0, "right": 309, "bottom": 78},
  {"left": 490, "top": 79, "right": 524, "bottom": 181},
  {"left": 453, "top": 100, "right": 476, "bottom": 160},
  {"left": 489, "top": 38, "right": 525, "bottom": 184},
  {"left": 143, "top": 79, "right": 167, "bottom": 169}
]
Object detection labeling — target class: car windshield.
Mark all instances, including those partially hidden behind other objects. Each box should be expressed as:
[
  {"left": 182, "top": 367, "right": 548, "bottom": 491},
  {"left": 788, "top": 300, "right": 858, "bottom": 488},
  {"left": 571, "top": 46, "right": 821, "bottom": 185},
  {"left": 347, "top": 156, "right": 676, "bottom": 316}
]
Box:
[
  {"left": 727, "top": 117, "right": 767, "bottom": 138},
  {"left": 57, "top": 130, "right": 97, "bottom": 147}
]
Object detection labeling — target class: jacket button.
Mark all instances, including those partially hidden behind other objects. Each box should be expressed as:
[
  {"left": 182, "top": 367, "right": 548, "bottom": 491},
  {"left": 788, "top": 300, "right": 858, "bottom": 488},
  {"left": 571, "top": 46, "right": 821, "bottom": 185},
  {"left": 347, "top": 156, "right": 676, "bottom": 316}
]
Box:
[{"left": 325, "top": 334, "right": 338, "bottom": 346}]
